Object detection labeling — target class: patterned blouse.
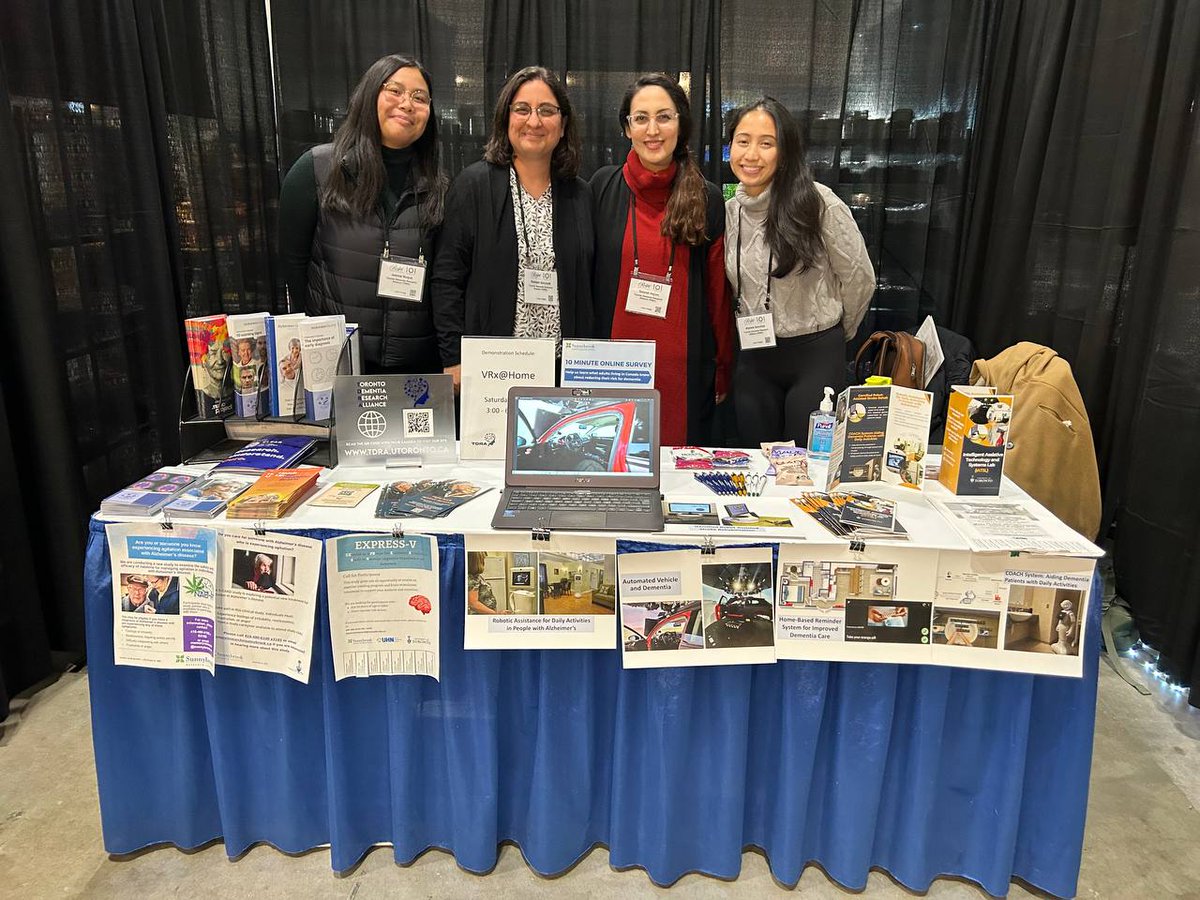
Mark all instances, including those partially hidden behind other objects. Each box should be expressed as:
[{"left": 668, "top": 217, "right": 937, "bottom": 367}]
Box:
[
  {"left": 509, "top": 167, "right": 561, "bottom": 348},
  {"left": 471, "top": 573, "right": 497, "bottom": 611}
]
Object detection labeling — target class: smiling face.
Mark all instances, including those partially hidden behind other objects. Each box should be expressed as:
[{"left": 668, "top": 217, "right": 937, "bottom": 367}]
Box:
[
  {"left": 506, "top": 78, "right": 564, "bottom": 164},
  {"left": 376, "top": 66, "right": 431, "bottom": 149},
  {"left": 729, "top": 108, "right": 779, "bottom": 195},
  {"left": 624, "top": 85, "right": 679, "bottom": 172}
]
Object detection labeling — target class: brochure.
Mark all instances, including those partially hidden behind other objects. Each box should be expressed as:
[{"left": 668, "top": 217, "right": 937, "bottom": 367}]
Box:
[
  {"left": 310, "top": 482, "right": 380, "bottom": 508},
  {"left": 791, "top": 492, "right": 910, "bottom": 540},
  {"left": 928, "top": 497, "right": 1101, "bottom": 556},
  {"left": 299, "top": 314, "right": 345, "bottom": 420},
  {"left": 374, "top": 479, "right": 490, "bottom": 518},
  {"left": 211, "top": 434, "right": 317, "bottom": 473},
  {"left": 100, "top": 470, "right": 201, "bottom": 517},
  {"left": 163, "top": 475, "right": 255, "bottom": 518},
  {"left": 837, "top": 493, "right": 898, "bottom": 533},
  {"left": 825, "top": 385, "right": 933, "bottom": 491},
  {"left": 225, "top": 468, "right": 320, "bottom": 519},
  {"left": 938, "top": 386, "right": 1014, "bottom": 495},
  {"left": 463, "top": 533, "right": 618, "bottom": 650},
  {"left": 226, "top": 312, "right": 269, "bottom": 417},
  {"left": 265, "top": 312, "right": 307, "bottom": 416},
  {"left": 326, "top": 533, "right": 440, "bottom": 680},
  {"left": 185, "top": 315, "right": 233, "bottom": 419}
]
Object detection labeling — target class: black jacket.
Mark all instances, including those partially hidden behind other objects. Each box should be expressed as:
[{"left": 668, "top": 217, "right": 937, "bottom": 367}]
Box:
[
  {"left": 429, "top": 161, "right": 595, "bottom": 366},
  {"left": 306, "top": 143, "right": 441, "bottom": 373},
  {"left": 589, "top": 165, "right": 726, "bottom": 444}
]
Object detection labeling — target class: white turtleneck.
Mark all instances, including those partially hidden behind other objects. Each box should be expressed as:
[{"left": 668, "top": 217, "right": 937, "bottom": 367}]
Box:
[{"left": 723, "top": 181, "right": 875, "bottom": 341}]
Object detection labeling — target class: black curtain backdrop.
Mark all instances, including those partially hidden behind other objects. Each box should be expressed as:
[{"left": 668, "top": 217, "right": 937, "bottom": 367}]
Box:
[
  {"left": 0, "top": 0, "right": 281, "bottom": 707},
  {"left": 954, "top": 0, "right": 1200, "bottom": 702},
  {"left": 1, "top": 0, "right": 1198, "bottom": 709}
]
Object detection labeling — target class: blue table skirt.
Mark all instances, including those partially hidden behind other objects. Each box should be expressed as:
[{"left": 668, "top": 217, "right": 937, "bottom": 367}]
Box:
[{"left": 85, "top": 519, "right": 1100, "bottom": 896}]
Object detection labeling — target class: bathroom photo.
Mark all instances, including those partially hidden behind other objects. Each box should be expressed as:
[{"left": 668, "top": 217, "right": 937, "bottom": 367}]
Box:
[{"left": 1005, "top": 585, "right": 1083, "bottom": 655}]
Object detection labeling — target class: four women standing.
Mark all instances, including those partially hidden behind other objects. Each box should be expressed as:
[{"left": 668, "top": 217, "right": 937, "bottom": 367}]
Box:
[
  {"left": 281, "top": 62, "right": 876, "bottom": 448},
  {"left": 590, "top": 74, "right": 733, "bottom": 447}
]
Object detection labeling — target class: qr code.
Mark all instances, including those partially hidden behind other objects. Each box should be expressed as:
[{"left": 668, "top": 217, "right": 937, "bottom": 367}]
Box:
[{"left": 403, "top": 407, "right": 434, "bottom": 437}]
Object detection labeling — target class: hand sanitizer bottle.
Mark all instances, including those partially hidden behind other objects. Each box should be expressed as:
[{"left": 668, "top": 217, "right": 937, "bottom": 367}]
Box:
[{"left": 807, "top": 387, "right": 835, "bottom": 460}]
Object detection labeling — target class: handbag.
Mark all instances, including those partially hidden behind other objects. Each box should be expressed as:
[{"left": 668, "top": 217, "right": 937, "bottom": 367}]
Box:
[{"left": 853, "top": 330, "right": 926, "bottom": 388}]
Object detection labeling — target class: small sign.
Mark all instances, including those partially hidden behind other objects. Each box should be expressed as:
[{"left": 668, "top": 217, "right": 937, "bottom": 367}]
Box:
[
  {"left": 560, "top": 339, "right": 655, "bottom": 388},
  {"left": 332, "top": 374, "right": 456, "bottom": 466}
]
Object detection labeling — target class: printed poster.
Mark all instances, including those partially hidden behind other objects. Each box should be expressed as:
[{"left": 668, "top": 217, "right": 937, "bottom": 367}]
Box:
[
  {"left": 105, "top": 522, "right": 218, "bottom": 673},
  {"left": 214, "top": 530, "right": 322, "bottom": 682},
  {"left": 928, "top": 497, "right": 1101, "bottom": 556},
  {"left": 618, "top": 544, "right": 775, "bottom": 668},
  {"left": 774, "top": 542, "right": 939, "bottom": 665},
  {"left": 460, "top": 337, "right": 556, "bottom": 459},
  {"left": 326, "top": 533, "right": 440, "bottom": 680},
  {"left": 464, "top": 533, "right": 617, "bottom": 650}
]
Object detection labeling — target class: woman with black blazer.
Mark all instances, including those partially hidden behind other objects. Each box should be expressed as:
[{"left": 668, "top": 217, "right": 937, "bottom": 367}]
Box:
[
  {"left": 430, "top": 66, "right": 594, "bottom": 388},
  {"left": 590, "top": 74, "right": 733, "bottom": 446}
]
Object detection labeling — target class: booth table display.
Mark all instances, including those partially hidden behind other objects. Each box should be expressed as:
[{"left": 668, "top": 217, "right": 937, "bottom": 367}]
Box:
[{"left": 85, "top": 458, "right": 1100, "bottom": 896}]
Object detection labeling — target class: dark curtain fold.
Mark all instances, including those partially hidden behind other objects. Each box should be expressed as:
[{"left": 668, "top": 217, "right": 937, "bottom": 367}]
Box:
[
  {"left": 0, "top": 0, "right": 279, "bottom": 706},
  {"left": 954, "top": 0, "right": 1200, "bottom": 701}
]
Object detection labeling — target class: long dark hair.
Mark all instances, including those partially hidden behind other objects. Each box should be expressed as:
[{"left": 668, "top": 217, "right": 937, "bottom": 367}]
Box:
[
  {"left": 483, "top": 66, "right": 582, "bottom": 179},
  {"left": 619, "top": 74, "right": 708, "bottom": 246},
  {"left": 726, "top": 97, "right": 824, "bottom": 276},
  {"left": 320, "top": 54, "right": 447, "bottom": 228}
]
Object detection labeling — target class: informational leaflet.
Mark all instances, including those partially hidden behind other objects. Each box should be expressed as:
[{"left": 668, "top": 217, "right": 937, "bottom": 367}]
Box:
[
  {"left": 326, "top": 533, "right": 440, "bottom": 680},
  {"left": 826, "top": 385, "right": 933, "bottom": 492},
  {"left": 560, "top": 339, "right": 656, "bottom": 387},
  {"left": 460, "top": 337, "right": 556, "bottom": 460},
  {"left": 774, "top": 543, "right": 939, "bottom": 666},
  {"left": 463, "top": 533, "right": 618, "bottom": 650},
  {"left": 214, "top": 530, "right": 322, "bottom": 682},
  {"left": 105, "top": 522, "right": 218, "bottom": 673},
  {"left": 618, "top": 544, "right": 775, "bottom": 669},
  {"left": 928, "top": 497, "right": 1101, "bottom": 556}
]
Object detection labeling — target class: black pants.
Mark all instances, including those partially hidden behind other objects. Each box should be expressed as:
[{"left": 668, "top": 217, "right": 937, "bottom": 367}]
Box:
[{"left": 733, "top": 324, "right": 845, "bottom": 448}]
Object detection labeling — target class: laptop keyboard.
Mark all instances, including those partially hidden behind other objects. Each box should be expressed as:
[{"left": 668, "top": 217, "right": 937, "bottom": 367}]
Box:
[{"left": 507, "top": 489, "right": 654, "bottom": 513}]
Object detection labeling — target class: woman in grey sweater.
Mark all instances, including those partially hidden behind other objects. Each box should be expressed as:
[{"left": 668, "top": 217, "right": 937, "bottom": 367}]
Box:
[{"left": 724, "top": 97, "right": 875, "bottom": 446}]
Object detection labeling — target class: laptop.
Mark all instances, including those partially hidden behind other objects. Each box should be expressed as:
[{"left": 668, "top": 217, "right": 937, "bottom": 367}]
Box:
[{"left": 491, "top": 386, "right": 664, "bottom": 532}]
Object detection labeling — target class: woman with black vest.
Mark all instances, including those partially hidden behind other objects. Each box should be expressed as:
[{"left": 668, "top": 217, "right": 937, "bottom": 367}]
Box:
[
  {"left": 430, "top": 66, "right": 594, "bottom": 389},
  {"left": 278, "top": 54, "right": 447, "bottom": 374}
]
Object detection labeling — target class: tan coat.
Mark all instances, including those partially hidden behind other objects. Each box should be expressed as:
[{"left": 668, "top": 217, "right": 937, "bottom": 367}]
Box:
[{"left": 972, "top": 343, "right": 1101, "bottom": 540}]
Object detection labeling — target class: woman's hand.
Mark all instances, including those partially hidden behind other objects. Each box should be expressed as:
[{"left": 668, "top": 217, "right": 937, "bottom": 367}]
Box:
[{"left": 444, "top": 364, "right": 462, "bottom": 393}]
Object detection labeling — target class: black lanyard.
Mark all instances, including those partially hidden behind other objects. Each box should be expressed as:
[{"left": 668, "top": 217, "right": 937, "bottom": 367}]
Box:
[
  {"left": 735, "top": 207, "right": 771, "bottom": 315},
  {"left": 630, "top": 194, "right": 676, "bottom": 281},
  {"left": 379, "top": 195, "right": 424, "bottom": 263}
]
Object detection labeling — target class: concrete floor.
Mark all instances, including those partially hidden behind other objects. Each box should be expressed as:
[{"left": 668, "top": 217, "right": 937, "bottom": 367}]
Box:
[{"left": 1, "top": 654, "right": 1198, "bottom": 899}]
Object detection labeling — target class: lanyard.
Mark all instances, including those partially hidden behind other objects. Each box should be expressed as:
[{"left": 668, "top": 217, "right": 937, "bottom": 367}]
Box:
[
  {"left": 630, "top": 194, "right": 676, "bottom": 280},
  {"left": 379, "top": 194, "right": 424, "bottom": 264},
  {"left": 735, "top": 207, "right": 771, "bottom": 315},
  {"left": 512, "top": 168, "right": 548, "bottom": 268}
]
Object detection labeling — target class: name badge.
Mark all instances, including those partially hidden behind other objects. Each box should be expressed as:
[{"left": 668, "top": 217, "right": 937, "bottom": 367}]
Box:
[
  {"left": 736, "top": 311, "right": 777, "bottom": 349},
  {"left": 522, "top": 267, "right": 558, "bottom": 306},
  {"left": 625, "top": 272, "right": 672, "bottom": 318},
  {"left": 378, "top": 256, "right": 426, "bottom": 302}
]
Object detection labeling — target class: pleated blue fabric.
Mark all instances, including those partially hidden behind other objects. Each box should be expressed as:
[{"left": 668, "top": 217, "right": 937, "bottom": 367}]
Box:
[{"left": 85, "top": 520, "right": 1099, "bottom": 896}]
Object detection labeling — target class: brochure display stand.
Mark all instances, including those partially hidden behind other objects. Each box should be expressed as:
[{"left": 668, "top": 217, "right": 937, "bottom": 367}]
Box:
[{"left": 178, "top": 335, "right": 359, "bottom": 469}]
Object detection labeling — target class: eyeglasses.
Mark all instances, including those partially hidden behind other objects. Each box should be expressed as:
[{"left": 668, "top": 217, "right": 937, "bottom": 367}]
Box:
[
  {"left": 511, "top": 102, "right": 562, "bottom": 120},
  {"left": 626, "top": 111, "right": 679, "bottom": 130},
  {"left": 381, "top": 82, "right": 431, "bottom": 106}
]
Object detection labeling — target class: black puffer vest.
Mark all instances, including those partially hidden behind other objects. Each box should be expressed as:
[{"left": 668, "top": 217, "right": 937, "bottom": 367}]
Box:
[{"left": 307, "top": 143, "right": 440, "bottom": 373}]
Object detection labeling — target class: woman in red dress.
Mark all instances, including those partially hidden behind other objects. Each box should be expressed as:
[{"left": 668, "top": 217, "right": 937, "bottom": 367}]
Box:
[{"left": 590, "top": 74, "right": 733, "bottom": 447}]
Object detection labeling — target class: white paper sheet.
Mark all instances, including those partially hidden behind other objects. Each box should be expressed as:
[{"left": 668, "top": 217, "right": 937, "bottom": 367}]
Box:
[
  {"left": 459, "top": 337, "right": 556, "bottom": 460},
  {"left": 463, "top": 533, "right": 618, "bottom": 650},
  {"left": 326, "top": 533, "right": 440, "bottom": 680},
  {"left": 214, "top": 530, "right": 322, "bottom": 682},
  {"left": 929, "top": 497, "right": 1101, "bottom": 556},
  {"left": 619, "top": 544, "right": 775, "bottom": 668},
  {"left": 106, "top": 522, "right": 218, "bottom": 673}
]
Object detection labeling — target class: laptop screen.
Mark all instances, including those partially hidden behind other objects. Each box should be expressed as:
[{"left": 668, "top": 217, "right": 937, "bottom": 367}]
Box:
[{"left": 506, "top": 390, "right": 659, "bottom": 481}]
